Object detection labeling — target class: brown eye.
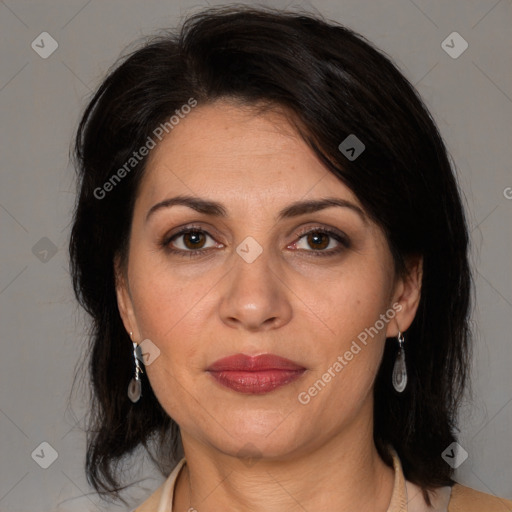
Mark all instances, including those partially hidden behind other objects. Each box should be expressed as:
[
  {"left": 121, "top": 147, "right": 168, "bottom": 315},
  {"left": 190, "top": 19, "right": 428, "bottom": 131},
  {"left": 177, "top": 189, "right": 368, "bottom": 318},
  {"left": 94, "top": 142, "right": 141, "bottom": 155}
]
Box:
[
  {"left": 306, "top": 232, "right": 330, "bottom": 250},
  {"left": 182, "top": 231, "right": 207, "bottom": 250},
  {"left": 163, "top": 228, "right": 220, "bottom": 256},
  {"left": 291, "top": 227, "right": 350, "bottom": 257}
]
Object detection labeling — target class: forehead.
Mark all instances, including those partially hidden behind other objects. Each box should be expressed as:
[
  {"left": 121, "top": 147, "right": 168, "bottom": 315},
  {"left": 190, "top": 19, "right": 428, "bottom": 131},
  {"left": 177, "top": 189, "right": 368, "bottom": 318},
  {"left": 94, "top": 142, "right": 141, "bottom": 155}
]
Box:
[{"left": 137, "top": 100, "right": 360, "bottom": 209}]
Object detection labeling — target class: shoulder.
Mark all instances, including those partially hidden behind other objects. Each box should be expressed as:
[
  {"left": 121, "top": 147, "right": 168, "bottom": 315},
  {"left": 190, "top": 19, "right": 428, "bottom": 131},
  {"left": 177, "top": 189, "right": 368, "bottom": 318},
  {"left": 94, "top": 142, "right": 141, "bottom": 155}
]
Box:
[
  {"left": 449, "top": 483, "right": 512, "bottom": 512},
  {"left": 132, "top": 458, "right": 186, "bottom": 512},
  {"left": 131, "top": 480, "right": 166, "bottom": 512}
]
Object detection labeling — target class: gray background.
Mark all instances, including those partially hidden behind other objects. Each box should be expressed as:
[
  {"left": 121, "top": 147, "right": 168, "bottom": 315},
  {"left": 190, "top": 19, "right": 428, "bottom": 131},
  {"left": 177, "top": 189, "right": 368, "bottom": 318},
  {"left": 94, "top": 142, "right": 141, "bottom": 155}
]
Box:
[{"left": 0, "top": 0, "right": 511, "bottom": 510}]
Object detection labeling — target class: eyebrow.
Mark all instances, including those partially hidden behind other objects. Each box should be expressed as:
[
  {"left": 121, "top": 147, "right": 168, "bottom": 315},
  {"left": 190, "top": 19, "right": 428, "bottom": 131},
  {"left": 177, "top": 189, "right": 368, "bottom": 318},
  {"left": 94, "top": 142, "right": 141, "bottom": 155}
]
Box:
[{"left": 145, "top": 194, "right": 367, "bottom": 224}]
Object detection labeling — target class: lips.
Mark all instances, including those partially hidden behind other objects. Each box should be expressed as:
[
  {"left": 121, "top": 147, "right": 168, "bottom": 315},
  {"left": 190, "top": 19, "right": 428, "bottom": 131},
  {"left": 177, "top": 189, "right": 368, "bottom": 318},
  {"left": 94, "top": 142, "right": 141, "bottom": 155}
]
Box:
[
  {"left": 208, "top": 353, "right": 305, "bottom": 372},
  {"left": 207, "top": 353, "right": 306, "bottom": 394}
]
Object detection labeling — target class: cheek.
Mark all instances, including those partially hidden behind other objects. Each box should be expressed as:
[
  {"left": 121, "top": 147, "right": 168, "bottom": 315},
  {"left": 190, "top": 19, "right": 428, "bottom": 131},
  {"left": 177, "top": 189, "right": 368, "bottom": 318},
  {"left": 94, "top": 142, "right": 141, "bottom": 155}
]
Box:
[
  {"left": 128, "top": 255, "right": 214, "bottom": 341},
  {"left": 124, "top": 268, "right": 201, "bottom": 392},
  {"left": 296, "top": 261, "right": 393, "bottom": 401},
  {"left": 306, "top": 260, "right": 393, "bottom": 347},
  {"left": 128, "top": 272, "right": 207, "bottom": 423},
  {"left": 296, "top": 282, "right": 391, "bottom": 428}
]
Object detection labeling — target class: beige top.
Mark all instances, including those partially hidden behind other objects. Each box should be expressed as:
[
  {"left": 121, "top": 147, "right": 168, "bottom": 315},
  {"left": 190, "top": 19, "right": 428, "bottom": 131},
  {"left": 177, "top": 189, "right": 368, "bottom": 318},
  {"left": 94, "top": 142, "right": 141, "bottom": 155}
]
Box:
[{"left": 133, "top": 449, "right": 512, "bottom": 511}]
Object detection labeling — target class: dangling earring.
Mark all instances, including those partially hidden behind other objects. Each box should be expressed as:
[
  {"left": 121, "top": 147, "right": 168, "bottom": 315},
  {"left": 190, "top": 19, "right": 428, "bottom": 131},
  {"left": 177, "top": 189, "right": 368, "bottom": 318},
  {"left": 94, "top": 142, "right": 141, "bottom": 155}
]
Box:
[
  {"left": 127, "top": 331, "right": 144, "bottom": 403},
  {"left": 392, "top": 331, "right": 407, "bottom": 393}
]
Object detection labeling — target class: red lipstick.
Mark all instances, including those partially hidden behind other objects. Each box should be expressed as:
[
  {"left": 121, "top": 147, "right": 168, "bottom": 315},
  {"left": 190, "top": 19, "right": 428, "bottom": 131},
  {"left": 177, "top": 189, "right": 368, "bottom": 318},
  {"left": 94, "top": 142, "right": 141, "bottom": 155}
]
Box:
[{"left": 207, "top": 353, "right": 306, "bottom": 394}]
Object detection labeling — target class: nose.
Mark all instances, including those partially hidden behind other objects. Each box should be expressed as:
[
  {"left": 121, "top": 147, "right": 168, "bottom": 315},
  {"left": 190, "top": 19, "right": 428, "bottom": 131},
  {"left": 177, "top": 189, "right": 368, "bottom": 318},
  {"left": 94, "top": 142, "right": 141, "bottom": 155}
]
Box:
[{"left": 218, "top": 246, "right": 293, "bottom": 332}]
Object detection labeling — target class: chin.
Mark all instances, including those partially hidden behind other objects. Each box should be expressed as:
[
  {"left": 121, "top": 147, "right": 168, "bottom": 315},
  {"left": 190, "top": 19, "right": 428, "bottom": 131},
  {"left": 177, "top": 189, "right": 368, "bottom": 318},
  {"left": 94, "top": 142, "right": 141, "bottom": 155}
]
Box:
[{"left": 214, "top": 413, "right": 306, "bottom": 458}]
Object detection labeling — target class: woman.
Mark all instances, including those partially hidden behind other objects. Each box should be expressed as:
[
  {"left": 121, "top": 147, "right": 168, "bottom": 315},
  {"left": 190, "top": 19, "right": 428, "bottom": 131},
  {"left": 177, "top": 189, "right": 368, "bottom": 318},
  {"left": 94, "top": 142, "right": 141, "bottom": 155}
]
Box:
[{"left": 69, "top": 6, "right": 512, "bottom": 512}]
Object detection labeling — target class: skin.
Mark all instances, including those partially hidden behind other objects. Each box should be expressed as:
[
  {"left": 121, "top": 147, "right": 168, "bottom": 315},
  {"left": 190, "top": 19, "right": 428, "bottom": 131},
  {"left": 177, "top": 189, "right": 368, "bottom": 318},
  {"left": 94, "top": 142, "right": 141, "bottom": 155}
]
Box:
[{"left": 116, "top": 100, "right": 422, "bottom": 512}]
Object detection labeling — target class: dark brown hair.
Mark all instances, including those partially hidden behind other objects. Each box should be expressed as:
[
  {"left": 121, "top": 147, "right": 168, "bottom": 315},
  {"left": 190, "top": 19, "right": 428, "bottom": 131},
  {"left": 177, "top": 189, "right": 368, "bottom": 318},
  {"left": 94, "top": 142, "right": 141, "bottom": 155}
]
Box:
[{"left": 69, "top": 5, "right": 471, "bottom": 506}]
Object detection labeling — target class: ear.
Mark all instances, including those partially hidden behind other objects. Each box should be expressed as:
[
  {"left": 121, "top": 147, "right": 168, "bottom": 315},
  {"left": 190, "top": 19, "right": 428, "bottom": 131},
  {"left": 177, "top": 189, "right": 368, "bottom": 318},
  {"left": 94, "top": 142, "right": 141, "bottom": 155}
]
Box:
[
  {"left": 114, "top": 254, "right": 140, "bottom": 339},
  {"left": 385, "top": 255, "right": 423, "bottom": 338}
]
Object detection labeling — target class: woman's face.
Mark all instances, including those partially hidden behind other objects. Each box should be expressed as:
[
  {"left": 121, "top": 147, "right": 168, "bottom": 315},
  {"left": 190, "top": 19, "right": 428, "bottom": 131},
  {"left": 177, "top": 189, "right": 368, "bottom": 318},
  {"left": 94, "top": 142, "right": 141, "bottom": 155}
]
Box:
[{"left": 116, "top": 100, "right": 421, "bottom": 460}]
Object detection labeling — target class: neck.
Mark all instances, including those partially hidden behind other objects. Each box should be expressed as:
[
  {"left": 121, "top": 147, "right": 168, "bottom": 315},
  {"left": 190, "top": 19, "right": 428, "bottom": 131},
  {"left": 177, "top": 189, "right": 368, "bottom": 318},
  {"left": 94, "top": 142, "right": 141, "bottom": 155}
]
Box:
[{"left": 174, "top": 410, "right": 395, "bottom": 511}]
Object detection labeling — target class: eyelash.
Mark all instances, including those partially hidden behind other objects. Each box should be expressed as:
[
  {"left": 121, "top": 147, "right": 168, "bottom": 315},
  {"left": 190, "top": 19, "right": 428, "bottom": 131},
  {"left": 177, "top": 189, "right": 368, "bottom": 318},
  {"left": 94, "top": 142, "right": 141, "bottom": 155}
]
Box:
[{"left": 160, "top": 225, "right": 350, "bottom": 258}]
